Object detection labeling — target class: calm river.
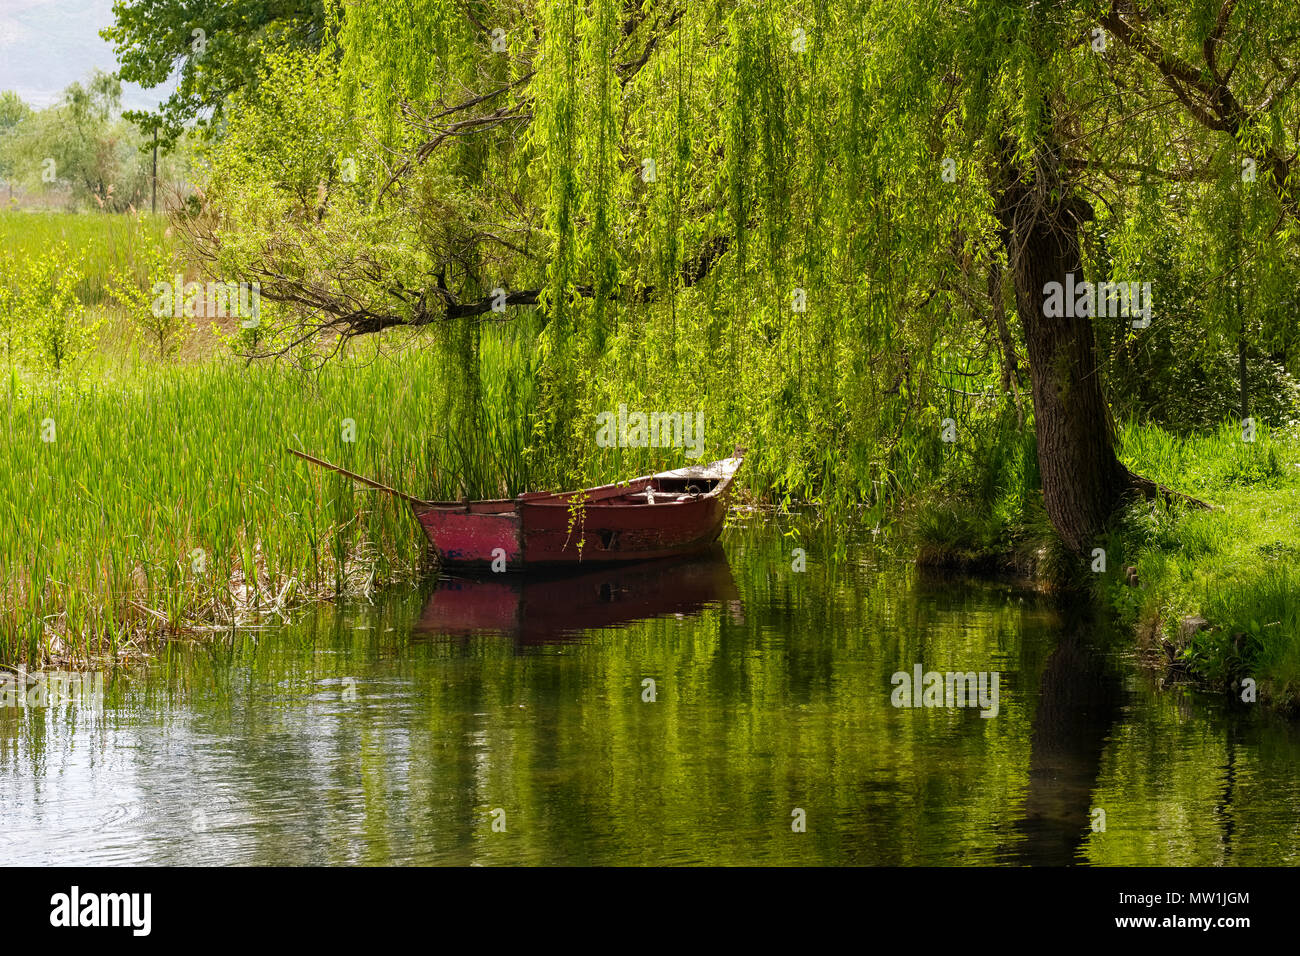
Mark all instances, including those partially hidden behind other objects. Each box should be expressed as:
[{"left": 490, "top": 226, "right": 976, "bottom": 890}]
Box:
[{"left": 3, "top": 520, "right": 1298, "bottom": 865}]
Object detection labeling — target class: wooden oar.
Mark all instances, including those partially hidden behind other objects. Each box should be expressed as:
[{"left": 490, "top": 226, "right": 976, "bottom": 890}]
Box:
[{"left": 285, "top": 446, "right": 431, "bottom": 507}]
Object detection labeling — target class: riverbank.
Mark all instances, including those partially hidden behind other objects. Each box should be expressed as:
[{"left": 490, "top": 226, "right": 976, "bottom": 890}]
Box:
[
  {"left": 1, "top": 349, "right": 440, "bottom": 668},
  {"left": 913, "top": 420, "right": 1300, "bottom": 715},
  {"left": 1105, "top": 423, "right": 1300, "bottom": 715},
  {"left": 6, "top": 375, "right": 1299, "bottom": 722},
  {"left": 0, "top": 309, "right": 778, "bottom": 670},
  {"left": 4, "top": 310, "right": 1297, "bottom": 716}
]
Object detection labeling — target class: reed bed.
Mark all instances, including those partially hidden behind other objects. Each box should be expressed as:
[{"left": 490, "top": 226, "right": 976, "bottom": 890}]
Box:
[{"left": 0, "top": 335, "right": 536, "bottom": 669}]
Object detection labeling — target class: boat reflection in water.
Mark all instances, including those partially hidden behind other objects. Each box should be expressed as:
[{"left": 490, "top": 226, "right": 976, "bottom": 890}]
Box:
[{"left": 415, "top": 544, "right": 742, "bottom": 644}]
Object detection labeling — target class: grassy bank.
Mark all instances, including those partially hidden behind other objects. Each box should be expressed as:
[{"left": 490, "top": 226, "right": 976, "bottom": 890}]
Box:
[
  {"left": 911, "top": 417, "right": 1300, "bottom": 713},
  {"left": 0, "top": 213, "right": 516, "bottom": 668},
  {"left": 1105, "top": 422, "right": 1300, "bottom": 714},
  {"left": 0, "top": 212, "right": 952, "bottom": 670},
  {"left": 0, "top": 290, "right": 770, "bottom": 669},
  {"left": 0, "top": 303, "right": 594, "bottom": 668},
  {"left": 2, "top": 351, "right": 435, "bottom": 667}
]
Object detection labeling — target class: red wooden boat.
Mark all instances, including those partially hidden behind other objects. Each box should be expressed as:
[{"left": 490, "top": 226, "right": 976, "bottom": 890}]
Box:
[
  {"left": 286, "top": 446, "right": 744, "bottom": 569},
  {"left": 415, "top": 453, "right": 743, "bottom": 568}
]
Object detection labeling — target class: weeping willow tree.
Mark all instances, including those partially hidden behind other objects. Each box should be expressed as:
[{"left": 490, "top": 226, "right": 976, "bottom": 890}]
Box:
[{"left": 179, "top": 0, "right": 1300, "bottom": 550}]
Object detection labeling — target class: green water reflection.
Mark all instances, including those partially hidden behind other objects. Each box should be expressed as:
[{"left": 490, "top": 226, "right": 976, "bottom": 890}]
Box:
[{"left": 2, "top": 520, "right": 1298, "bottom": 865}]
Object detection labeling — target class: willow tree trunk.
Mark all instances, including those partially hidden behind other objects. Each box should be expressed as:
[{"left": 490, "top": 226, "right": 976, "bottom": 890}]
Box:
[{"left": 994, "top": 148, "right": 1132, "bottom": 554}]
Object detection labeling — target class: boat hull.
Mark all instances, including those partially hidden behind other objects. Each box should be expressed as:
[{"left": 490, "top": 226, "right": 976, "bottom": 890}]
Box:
[{"left": 413, "top": 456, "right": 741, "bottom": 568}]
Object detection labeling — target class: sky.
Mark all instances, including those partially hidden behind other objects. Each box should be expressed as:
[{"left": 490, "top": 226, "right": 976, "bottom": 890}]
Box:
[{"left": 0, "top": 0, "right": 174, "bottom": 111}]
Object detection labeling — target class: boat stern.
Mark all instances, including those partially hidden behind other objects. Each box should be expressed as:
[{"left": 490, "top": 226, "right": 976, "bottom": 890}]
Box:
[{"left": 414, "top": 506, "right": 523, "bottom": 568}]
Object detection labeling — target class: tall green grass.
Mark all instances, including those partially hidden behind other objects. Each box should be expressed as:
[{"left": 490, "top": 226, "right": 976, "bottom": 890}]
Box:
[
  {"left": 1117, "top": 418, "right": 1291, "bottom": 494},
  {"left": 0, "top": 211, "right": 172, "bottom": 305},
  {"left": 0, "top": 332, "right": 537, "bottom": 669}
]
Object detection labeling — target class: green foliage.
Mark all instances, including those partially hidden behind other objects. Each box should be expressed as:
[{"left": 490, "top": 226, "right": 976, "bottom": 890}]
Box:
[
  {"left": 908, "top": 403, "right": 1060, "bottom": 575},
  {"left": 102, "top": 0, "right": 327, "bottom": 148},
  {"left": 0, "top": 90, "right": 28, "bottom": 131},
  {"left": 1117, "top": 419, "right": 1290, "bottom": 493},
  {"left": 20, "top": 247, "right": 101, "bottom": 378},
  {"left": 106, "top": 235, "right": 192, "bottom": 359},
  {"left": 0, "top": 210, "right": 173, "bottom": 304},
  {"left": 0, "top": 70, "right": 193, "bottom": 211},
  {"left": 131, "top": 2, "right": 1300, "bottom": 508},
  {"left": 0, "top": 90, "right": 32, "bottom": 182},
  {"left": 1104, "top": 423, "right": 1300, "bottom": 709},
  {"left": 0, "top": 338, "right": 532, "bottom": 668},
  {"left": 0, "top": 241, "right": 107, "bottom": 380},
  {"left": 191, "top": 3, "right": 992, "bottom": 499},
  {"left": 0, "top": 247, "right": 22, "bottom": 373},
  {"left": 1094, "top": 169, "right": 1300, "bottom": 431}
]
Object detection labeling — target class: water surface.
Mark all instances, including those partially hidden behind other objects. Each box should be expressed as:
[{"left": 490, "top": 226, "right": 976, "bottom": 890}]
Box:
[{"left": 3, "top": 522, "right": 1298, "bottom": 865}]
